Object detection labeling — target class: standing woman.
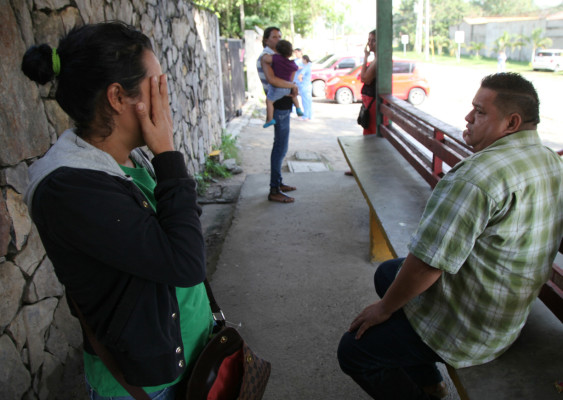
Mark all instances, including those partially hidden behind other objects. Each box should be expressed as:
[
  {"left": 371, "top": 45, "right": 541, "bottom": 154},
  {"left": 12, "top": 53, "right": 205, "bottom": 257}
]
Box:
[
  {"left": 21, "top": 22, "right": 212, "bottom": 400},
  {"left": 360, "top": 29, "right": 377, "bottom": 135},
  {"left": 296, "top": 55, "right": 313, "bottom": 120}
]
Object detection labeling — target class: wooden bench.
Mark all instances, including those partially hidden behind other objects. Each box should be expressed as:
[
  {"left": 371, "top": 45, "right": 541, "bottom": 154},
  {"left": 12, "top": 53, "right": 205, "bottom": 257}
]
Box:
[{"left": 338, "top": 111, "right": 563, "bottom": 399}]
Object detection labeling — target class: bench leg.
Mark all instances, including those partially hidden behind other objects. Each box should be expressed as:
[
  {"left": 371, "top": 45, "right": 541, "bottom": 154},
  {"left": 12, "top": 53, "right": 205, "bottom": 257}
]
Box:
[
  {"left": 445, "top": 364, "right": 470, "bottom": 400},
  {"left": 369, "top": 208, "right": 396, "bottom": 263}
]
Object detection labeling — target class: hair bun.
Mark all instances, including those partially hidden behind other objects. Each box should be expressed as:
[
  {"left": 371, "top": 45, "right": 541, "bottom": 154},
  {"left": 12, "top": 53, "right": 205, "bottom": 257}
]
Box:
[{"left": 21, "top": 44, "right": 56, "bottom": 84}]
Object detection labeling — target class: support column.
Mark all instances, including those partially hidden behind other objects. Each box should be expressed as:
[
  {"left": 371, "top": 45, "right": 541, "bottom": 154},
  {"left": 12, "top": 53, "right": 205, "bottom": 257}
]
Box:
[{"left": 376, "top": 0, "right": 392, "bottom": 137}]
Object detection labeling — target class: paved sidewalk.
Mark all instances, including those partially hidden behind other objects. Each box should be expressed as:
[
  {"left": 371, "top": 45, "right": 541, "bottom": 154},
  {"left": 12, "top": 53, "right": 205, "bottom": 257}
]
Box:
[{"left": 209, "top": 172, "right": 374, "bottom": 400}]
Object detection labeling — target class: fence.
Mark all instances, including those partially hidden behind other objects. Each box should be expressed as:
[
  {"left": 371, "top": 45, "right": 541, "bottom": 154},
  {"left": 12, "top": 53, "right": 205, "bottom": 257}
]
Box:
[{"left": 220, "top": 38, "right": 245, "bottom": 122}]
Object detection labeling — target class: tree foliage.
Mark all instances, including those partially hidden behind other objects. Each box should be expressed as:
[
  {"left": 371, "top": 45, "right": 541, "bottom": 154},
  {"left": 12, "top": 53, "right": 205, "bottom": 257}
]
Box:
[
  {"left": 469, "top": 0, "right": 537, "bottom": 16},
  {"left": 193, "top": 0, "right": 350, "bottom": 39},
  {"left": 526, "top": 27, "right": 553, "bottom": 61},
  {"left": 394, "top": 0, "right": 474, "bottom": 51}
]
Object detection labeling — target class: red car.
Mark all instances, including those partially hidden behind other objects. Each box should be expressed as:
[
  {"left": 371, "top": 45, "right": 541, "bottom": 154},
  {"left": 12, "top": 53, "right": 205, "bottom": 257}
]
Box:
[
  {"left": 311, "top": 55, "right": 365, "bottom": 97},
  {"left": 325, "top": 60, "right": 430, "bottom": 105}
]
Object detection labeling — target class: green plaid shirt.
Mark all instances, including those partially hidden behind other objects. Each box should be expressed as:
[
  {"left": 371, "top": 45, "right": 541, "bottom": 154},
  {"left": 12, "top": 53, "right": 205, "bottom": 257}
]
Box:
[{"left": 404, "top": 130, "right": 563, "bottom": 368}]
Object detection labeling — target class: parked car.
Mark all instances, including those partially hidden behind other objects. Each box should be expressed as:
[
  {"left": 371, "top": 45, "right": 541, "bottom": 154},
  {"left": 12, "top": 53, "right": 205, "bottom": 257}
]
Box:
[
  {"left": 311, "top": 55, "right": 365, "bottom": 97},
  {"left": 532, "top": 49, "right": 563, "bottom": 72},
  {"left": 324, "top": 60, "right": 430, "bottom": 106}
]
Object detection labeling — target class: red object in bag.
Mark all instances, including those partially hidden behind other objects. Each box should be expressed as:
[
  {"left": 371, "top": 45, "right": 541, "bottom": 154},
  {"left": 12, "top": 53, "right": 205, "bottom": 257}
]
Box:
[{"left": 207, "top": 349, "right": 243, "bottom": 400}]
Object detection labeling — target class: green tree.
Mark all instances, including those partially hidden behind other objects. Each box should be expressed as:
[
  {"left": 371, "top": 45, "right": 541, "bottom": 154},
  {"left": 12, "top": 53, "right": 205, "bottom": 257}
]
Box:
[
  {"left": 431, "top": 35, "right": 450, "bottom": 55},
  {"left": 394, "top": 0, "right": 472, "bottom": 52},
  {"left": 468, "top": 41, "right": 486, "bottom": 58},
  {"left": 193, "top": 0, "right": 351, "bottom": 39},
  {"left": 526, "top": 27, "right": 553, "bottom": 62},
  {"left": 492, "top": 31, "right": 512, "bottom": 54},
  {"left": 470, "top": 0, "right": 537, "bottom": 16}
]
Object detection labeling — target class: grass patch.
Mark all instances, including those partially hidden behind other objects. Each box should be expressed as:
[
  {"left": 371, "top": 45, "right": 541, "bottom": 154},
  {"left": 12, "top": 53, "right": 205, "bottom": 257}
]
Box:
[
  {"left": 217, "top": 132, "right": 240, "bottom": 162},
  {"left": 196, "top": 132, "right": 240, "bottom": 196},
  {"left": 195, "top": 173, "right": 209, "bottom": 196},
  {"left": 205, "top": 158, "right": 231, "bottom": 179}
]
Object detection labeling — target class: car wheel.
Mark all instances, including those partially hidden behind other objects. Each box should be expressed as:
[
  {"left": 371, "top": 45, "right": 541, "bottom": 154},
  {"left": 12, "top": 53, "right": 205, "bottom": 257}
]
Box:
[
  {"left": 408, "top": 88, "right": 426, "bottom": 106},
  {"left": 312, "top": 80, "right": 326, "bottom": 98},
  {"left": 335, "top": 88, "right": 354, "bottom": 104}
]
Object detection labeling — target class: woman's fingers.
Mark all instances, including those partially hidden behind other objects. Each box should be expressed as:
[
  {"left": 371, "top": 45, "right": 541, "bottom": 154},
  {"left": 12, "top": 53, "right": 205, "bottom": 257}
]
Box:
[
  {"left": 150, "top": 76, "right": 162, "bottom": 123},
  {"left": 134, "top": 102, "right": 152, "bottom": 132},
  {"left": 159, "top": 74, "right": 173, "bottom": 127},
  {"left": 136, "top": 74, "right": 174, "bottom": 154}
]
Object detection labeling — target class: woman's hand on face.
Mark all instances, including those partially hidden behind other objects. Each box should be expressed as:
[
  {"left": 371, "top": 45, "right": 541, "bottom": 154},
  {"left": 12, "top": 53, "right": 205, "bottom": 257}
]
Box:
[
  {"left": 364, "top": 43, "right": 371, "bottom": 58},
  {"left": 135, "top": 74, "right": 174, "bottom": 155}
]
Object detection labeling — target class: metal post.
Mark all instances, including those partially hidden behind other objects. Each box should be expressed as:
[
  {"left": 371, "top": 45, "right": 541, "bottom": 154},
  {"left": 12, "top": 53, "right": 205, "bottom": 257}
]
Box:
[{"left": 376, "top": 0, "right": 392, "bottom": 137}]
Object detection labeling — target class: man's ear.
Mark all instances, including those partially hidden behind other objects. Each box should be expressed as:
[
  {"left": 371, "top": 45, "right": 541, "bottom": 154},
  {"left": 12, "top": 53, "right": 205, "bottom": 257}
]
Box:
[
  {"left": 505, "top": 112, "right": 522, "bottom": 134},
  {"left": 106, "top": 83, "right": 126, "bottom": 114}
]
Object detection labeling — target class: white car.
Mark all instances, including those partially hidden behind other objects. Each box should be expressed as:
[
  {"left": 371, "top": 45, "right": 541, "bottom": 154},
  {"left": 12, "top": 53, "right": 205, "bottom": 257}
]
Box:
[{"left": 532, "top": 49, "right": 563, "bottom": 72}]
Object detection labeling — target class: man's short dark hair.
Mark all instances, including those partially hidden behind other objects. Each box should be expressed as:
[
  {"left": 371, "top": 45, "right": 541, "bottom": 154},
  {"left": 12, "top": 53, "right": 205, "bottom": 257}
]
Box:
[
  {"left": 369, "top": 29, "right": 376, "bottom": 37},
  {"left": 276, "top": 40, "right": 293, "bottom": 58},
  {"left": 263, "top": 26, "right": 280, "bottom": 48},
  {"left": 481, "top": 73, "right": 540, "bottom": 124}
]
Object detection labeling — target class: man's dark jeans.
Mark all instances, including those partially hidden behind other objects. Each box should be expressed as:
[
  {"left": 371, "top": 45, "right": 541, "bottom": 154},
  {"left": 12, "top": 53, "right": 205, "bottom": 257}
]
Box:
[{"left": 337, "top": 258, "right": 444, "bottom": 399}]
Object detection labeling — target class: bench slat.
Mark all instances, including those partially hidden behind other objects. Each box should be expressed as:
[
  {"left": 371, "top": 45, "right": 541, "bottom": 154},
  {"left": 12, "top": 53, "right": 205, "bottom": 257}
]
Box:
[
  {"left": 338, "top": 135, "right": 432, "bottom": 260},
  {"left": 452, "top": 299, "right": 563, "bottom": 400}
]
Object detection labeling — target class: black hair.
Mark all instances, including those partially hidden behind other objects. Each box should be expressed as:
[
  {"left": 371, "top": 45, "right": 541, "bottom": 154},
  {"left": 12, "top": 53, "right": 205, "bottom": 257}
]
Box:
[
  {"left": 480, "top": 73, "right": 540, "bottom": 124},
  {"left": 369, "top": 29, "right": 376, "bottom": 37},
  {"left": 21, "top": 21, "right": 153, "bottom": 139},
  {"left": 276, "top": 40, "right": 293, "bottom": 58},
  {"left": 262, "top": 26, "right": 281, "bottom": 48},
  {"left": 302, "top": 55, "right": 311, "bottom": 63}
]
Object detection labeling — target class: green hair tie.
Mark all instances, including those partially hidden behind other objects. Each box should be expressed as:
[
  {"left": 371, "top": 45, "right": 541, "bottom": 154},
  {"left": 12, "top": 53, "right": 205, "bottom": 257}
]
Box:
[{"left": 52, "top": 48, "right": 61, "bottom": 77}]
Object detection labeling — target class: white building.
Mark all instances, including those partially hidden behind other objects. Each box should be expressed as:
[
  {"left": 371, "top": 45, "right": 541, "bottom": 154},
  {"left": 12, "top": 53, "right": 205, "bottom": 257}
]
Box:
[{"left": 449, "top": 11, "right": 563, "bottom": 62}]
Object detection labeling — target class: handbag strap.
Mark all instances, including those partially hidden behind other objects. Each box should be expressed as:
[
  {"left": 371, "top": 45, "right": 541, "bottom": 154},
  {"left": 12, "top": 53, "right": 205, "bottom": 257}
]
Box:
[
  {"left": 69, "top": 278, "right": 222, "bottom": 400},
  {"left": 69, "top": 296, "right": 151, "bottom": 400},
  {"left": 366, "top": 96, "right": 376, "bottom": 110},
  {"left": 203, "top": 278, "right": 226, "bottom": 329}
]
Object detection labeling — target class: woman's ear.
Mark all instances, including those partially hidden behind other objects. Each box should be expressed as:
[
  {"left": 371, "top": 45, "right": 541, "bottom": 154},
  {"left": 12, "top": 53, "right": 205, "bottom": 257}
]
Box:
[{"left": 106, "top": 83, "right": 126, "bottom": 114}]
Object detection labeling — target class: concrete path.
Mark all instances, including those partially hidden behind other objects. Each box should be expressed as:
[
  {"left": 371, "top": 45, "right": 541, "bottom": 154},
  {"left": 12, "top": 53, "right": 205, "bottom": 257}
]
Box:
[{"left": 209, "top": 171, "right": 374, "bottom": 400}]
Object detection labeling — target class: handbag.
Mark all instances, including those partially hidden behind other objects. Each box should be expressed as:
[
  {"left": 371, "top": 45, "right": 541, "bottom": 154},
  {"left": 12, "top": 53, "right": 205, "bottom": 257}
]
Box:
[
  {"left": 71, "top": 279, "right": 271, "bottom": 400},
  {"left": 184, "top": 280, "right": 271, "bottom": 400},
  {"left": 357, "top": 96, "right": 376, "bottom": 129}
]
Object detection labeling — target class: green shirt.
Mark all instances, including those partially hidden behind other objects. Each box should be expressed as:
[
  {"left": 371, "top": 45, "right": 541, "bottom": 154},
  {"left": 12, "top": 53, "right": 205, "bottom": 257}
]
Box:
[
  {"left": 84, "top": 161, "right": 213, "bottom": 396},
  {"left": 405, "top": 130, "right": 563, "bottom": 368}
]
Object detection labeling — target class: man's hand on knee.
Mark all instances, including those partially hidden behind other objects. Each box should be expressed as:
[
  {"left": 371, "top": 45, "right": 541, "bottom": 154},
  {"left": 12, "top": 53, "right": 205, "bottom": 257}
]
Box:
[{"left": 349, "top": 301, "right": 392, "bottom": 340}]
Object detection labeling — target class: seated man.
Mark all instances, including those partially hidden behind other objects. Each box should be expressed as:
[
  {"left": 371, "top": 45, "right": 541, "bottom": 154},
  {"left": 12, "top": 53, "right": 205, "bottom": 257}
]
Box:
[{"left": 337, "top": 73, "right": 563, "bottom": 400}]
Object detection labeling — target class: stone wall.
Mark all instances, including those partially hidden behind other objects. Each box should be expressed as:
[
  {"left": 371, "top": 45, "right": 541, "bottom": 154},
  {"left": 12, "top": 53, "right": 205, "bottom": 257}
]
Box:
[{"left": 0, "top": 0, "right": 223, "bottom": 398}]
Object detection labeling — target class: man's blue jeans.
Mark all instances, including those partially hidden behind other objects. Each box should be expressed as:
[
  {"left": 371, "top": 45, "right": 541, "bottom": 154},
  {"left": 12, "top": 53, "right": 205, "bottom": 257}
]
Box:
[
  {"left": 337, "top": 258, "right": 444, "bottom": 399},
  {"left": 270, "top": 108, "right": 291, "bottom": 189}
]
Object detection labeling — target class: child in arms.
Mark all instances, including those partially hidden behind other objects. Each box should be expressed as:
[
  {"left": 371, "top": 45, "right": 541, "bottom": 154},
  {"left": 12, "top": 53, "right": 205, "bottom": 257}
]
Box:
[{"left": 262, "top": 40, "right": 304, "bottom": 128}]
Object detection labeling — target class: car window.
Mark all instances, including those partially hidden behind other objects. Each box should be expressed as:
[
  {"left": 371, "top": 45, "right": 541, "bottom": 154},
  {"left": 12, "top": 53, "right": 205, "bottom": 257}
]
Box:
[
  {"left": 321, "top": 56, "right": 339, "bottom": 69},
  {"left": 393, "top": 62, "right": 413, "bottom": 74},
  {"left": 337, "top": 58, "right": 356, "bottom": 69},
  {"left": 537, "top": 52, "right": 553, "bottom": 57},
  {"left": 314, "top": 54, "right": 333, "bottom": 65}
]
